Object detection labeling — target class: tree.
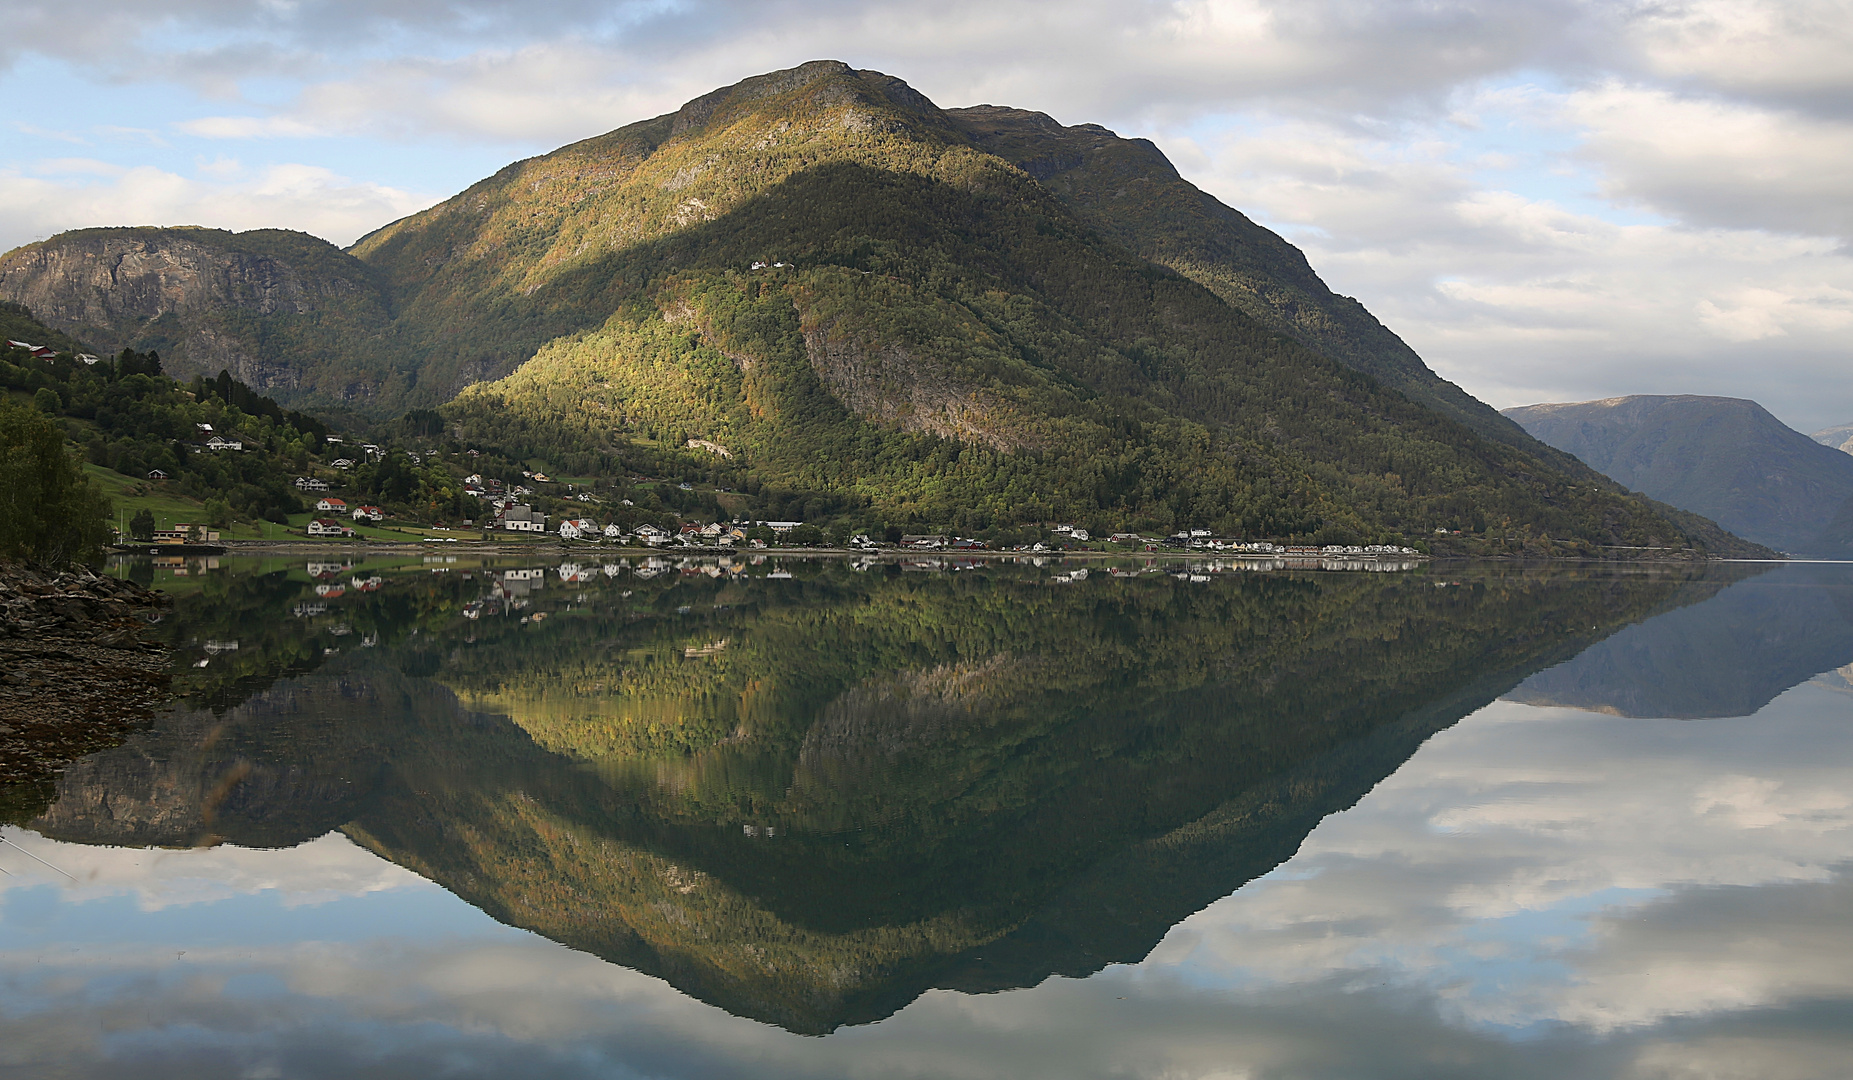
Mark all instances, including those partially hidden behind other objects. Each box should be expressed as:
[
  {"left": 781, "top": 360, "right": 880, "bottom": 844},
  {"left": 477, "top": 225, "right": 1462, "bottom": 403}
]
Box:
[
  {"left": 32, "top": 387, "right": 59, "bottom": 413},
  {"left": 0, "top": 396, "right": 113, "bottom": 565},
  {"left": 204, "top": 497, "right": 233, "bottom": 529},
  {"left": 129, "top": 509, "right": 156, "bottom": 541}
]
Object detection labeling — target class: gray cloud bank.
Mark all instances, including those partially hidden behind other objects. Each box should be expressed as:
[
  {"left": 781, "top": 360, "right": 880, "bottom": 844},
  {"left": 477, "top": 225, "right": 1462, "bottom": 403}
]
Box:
[{"left": 3, "top": 0, "right": 1851, "bottom": 427}]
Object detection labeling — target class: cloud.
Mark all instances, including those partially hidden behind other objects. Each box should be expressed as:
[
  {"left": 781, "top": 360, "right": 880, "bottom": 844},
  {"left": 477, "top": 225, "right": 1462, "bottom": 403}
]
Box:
[
  {"left": 1171, "top": 100, "right": 1853, "bottom": 429},
  {"left": 1566, "top": 82, "right": 1853, "bottom": 239},
  {"left": 1624, "top": 0, "right": 1853, "bottom": 115},
  {"left": 175, "top": 115, "right": 327, "bottom": 139},
  {"left": 0, "top": 159, "right": 438, "bottom": 250}
]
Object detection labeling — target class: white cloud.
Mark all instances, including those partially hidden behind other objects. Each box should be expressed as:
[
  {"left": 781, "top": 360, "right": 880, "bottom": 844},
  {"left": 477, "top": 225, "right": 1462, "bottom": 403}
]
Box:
[
  {"left": 0, "top": 159, "right": 438, "bottom": 249},
  {"left": 1566, "top": 82, "right": 1853, "bottom": 239},
  {"left": 1625, "top": 0, "right": 1853, "bottom": 110},
  {"left": 175, "top": 115, "right": 328, "bottom": 139}
]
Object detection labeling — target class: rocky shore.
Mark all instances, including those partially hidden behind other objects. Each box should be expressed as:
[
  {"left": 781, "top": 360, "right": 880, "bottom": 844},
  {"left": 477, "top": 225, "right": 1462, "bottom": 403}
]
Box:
[{"left": 1, "top": 561, "right": 172, "bottom": 803}]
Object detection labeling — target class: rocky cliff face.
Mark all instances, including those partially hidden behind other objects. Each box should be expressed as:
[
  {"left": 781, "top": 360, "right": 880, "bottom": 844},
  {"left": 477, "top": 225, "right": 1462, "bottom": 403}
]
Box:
[{"left": 0, "top": 227, "right": 394, "bottom": 405}]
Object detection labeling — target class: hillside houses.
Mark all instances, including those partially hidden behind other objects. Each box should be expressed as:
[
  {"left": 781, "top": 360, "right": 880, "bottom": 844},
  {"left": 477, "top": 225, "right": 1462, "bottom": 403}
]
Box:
[
  {"left": 351, "top": 505, "right": 385, "bottom": 523},
  {"left": 315, "top": 497, "right": 348, "bottom": 513},
  {"left": 307, "top": 519, "right": 353, "bottom": 538},
  {"left": 5, "top": 339, "right": 58, "bottom": 360}
]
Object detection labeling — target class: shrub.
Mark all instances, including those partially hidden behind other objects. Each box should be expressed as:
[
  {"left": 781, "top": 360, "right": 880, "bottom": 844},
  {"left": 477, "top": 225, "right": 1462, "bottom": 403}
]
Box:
[{"left": 0, "top": 396, "right": 113, "bottom": 565}]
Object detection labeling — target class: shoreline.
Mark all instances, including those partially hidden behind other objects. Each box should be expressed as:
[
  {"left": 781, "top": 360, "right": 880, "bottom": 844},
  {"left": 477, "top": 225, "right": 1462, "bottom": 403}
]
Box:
[
  {"left": 0, "top": 563, "right": 172, "bottom": 819},
  {"left": 183, "top": 538, "right": 1779, "bottom": 564}
]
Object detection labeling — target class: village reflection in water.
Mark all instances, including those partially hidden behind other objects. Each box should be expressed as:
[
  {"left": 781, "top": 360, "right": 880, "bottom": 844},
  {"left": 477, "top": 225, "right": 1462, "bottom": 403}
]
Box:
[{"left": 3, "top": 556, "right": 1853, "bottom": 1079}]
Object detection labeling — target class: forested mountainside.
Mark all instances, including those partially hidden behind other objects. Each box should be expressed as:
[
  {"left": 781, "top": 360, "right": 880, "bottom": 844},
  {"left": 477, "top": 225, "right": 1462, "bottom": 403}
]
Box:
[
  {"left": 0, "top": 227, "right": 394, "bottom": 407},
  {"left": 0, "top": 61, "right": 1770, "bottom": 551},
  {"left": 1505, "top": 395, "right": 1853, "bottom": 557}
]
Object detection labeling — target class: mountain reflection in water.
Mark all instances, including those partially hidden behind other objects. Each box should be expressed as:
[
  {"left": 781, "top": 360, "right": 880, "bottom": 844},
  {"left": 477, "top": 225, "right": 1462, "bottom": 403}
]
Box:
[
  {"left": 1507, "top": 562, "right": 1853, "bottom": 718},
  {"left": 3, "top": 558, "right": 1849, "bottom": 1078},
  {"left": 9, "top": 557, "right": 1743, "bottom": 1036}
]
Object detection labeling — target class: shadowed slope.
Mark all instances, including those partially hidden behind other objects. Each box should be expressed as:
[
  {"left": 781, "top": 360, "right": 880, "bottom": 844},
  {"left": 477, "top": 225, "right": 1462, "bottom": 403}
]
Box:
[{"left": 1506, "top": 395, "right": 1853, "bottom": 556}]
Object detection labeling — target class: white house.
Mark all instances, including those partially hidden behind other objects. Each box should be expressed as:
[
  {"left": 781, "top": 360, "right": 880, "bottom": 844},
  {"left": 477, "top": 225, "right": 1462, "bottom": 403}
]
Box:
[
  {"left": 204, "top": 435, "right": 243, "bottom": 452},
  {"left": 331, "top": 458, "right": 356, "bottom": 470},
  {"left": 295, "top": 476, "right": 329, "bottom": 492},
  {"left": 316, "top": 497, "right": 348, "bottom": 513},
  {"left": 307, "top": 518, "right": 352, "bottom": 537},
  {"left": 603, "top": 523, "right": 625, "bottom": 540},
  {"left": 558, "top": 518, "right": 597, "bottom": 539},
  {"left": 351, "top": 505, "right": 385, "bottom": 523},
  {"left": 499, "top": 504, "right": 547, "bottom": 532}
]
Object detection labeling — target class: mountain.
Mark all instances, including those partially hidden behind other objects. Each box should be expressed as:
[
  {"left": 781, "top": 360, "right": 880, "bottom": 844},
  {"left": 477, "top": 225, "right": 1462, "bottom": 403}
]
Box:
[
  {"left": 1814, "top": 422, "right": 1853, "bottom": 455},
  {"left": 0, "top": 226, "right": 395, "bottom": 406},
  {"left": 357, "top": 62, "right": 1759, "bottom": 548},
  {"left": 1504, "top": 395, "right": 1853, "bottom": 556},
  {"left": 0, "top": 62, "right": 1769, "bottom": 551}
]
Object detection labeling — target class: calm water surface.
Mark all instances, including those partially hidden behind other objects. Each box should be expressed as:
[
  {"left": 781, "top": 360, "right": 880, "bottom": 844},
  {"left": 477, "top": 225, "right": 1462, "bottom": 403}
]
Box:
[{"left": 2, "top": 555, "right": 1851, "bottom": 1078}]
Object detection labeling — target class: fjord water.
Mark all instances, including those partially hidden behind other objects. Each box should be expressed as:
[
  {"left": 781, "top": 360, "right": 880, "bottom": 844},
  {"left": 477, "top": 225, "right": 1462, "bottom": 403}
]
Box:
[{"left": 3, "top": 557, "right": 1851, "bottom": 1078}]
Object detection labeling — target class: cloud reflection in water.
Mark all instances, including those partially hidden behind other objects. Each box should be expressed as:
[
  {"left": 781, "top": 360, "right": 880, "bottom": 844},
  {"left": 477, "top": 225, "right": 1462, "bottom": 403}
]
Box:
[{"left": 5, "top": 675, "right": 1853, "bottom": 1078}]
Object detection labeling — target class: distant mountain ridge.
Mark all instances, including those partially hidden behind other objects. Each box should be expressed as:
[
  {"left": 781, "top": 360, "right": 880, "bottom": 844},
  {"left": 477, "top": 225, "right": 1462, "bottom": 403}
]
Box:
[
  {"left": 1813, "top": 422, "right": 1853, "bottom": 455},
  {"left": 1505, "top": 395, "right": 1853, "bottom": 556}
]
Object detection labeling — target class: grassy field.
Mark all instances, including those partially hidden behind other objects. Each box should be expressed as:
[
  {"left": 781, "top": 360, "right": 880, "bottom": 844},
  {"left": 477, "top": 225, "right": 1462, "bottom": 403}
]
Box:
[
  {"left": 85, "top": 462, "right": 480, "bottom": 545},
  {"left": 84, "top": 464, "right": 275, "bottom": 541}
]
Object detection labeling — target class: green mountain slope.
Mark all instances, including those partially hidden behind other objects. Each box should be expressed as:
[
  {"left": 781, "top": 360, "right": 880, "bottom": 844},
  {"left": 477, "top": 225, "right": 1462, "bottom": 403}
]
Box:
[
  {"left": 0, "top": 226, "right": 396, "bottom": 407},
  {"left": 1505, "top": 395, "right": 1853, "bottom": 556}
]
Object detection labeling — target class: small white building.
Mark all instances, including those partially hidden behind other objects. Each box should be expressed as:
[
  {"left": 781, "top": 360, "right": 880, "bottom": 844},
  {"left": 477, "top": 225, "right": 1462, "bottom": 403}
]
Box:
[
  {"left": 307, "top": 518, "right": 352, "bottom": 538},
  {"left": 316, "top": 497, "right": 348, "bottom": 513},
  {"left": 499, "top": 504, "right": 547, "bottom": 532},
  {"left": 351, "top": 505, "right": 385, "bottom": 523}
]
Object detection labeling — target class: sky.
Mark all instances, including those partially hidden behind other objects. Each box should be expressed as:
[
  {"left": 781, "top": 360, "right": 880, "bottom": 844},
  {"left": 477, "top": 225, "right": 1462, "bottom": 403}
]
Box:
[{"left": 2, "top": 0, "right": 1850, "bottom": 430}]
